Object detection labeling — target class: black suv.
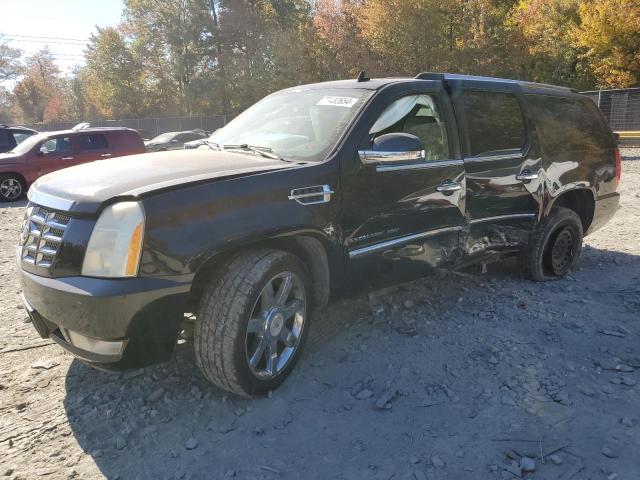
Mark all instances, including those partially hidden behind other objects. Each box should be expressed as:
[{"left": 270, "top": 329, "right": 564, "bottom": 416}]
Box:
[
  {"left": 0, "top": 125, "right": 37, "bottom": 154},
  {"left": 18, "top": 73, "right": 620, "bottom": 396}
]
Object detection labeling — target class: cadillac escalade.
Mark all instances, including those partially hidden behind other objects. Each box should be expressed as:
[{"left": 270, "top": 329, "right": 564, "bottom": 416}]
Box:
[{"left": 18, "top": 73, "right": 621, "bottom": 396}]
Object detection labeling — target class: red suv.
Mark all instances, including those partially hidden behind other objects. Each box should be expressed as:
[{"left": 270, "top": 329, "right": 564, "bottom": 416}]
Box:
[{"left": 0, "top": 128, "right": 145, "bottom": 202}]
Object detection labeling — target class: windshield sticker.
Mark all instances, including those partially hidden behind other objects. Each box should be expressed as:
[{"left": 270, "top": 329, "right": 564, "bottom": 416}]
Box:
[{"left": 316, "top": 96, "right": 360, "bottom": 108}]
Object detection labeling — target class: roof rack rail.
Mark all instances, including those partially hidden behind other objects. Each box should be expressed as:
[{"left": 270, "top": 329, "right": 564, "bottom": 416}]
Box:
[
  {"left": 357, "top": 70, "right": 370, "bottom": 82},
  {"left": 415, "top": 72, "right": 445, "bottom": 81}
]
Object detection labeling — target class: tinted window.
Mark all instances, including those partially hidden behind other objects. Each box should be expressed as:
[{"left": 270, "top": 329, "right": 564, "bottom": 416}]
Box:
[
  {"left": 371, "top": 94, "right": 449, "bottom": 161},
  {"left": 78, "top": 134, "right": 108, "bottom": 151},
  {"left": 13, "top": 132, "right": 33, "bottom": 145},
  {"left": 525, "top": 95, "right": 614, "bottom": 154},
  {"left": 41, "top": 137, "right": 72, "bottom": 154},
  {"left": 0, "top": 131, "right": 13, "bottom": 148},
  {"left": 459, "top": 91, "right": 526, "bottom": 157}
]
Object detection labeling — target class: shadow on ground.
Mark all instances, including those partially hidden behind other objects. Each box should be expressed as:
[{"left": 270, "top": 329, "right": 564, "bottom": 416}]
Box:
[{"left": 62, "top": 244, "right": 640, "bottom": 479}]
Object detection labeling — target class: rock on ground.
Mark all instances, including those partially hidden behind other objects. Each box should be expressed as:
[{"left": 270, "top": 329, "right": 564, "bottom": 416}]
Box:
[{"left": 0, "top": 151, "right": 639, "bottom": 478}]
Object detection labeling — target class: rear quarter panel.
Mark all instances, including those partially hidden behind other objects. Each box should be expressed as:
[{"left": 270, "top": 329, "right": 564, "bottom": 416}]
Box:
[
  {"left": 524, "top": 93, "right": 618, "bottom": 214},
  {"left": 112, "top": 131, "right": 146, "bottom": 156}
]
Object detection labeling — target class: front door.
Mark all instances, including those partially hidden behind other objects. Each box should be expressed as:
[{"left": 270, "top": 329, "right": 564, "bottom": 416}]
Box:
[
  {"left": 341, "top": 81, "right": 467, "bottom": 286},
  {"left": 30, "top": 135, "right": 74, "bottom": 178}
]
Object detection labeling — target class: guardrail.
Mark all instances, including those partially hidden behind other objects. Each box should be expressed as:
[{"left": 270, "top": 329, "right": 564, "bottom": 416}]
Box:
[{"left": 617, "top": 131, "right": 640, "bottom": 147}]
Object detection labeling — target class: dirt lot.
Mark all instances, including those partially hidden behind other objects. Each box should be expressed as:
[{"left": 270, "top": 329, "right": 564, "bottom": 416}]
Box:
[{"left": 1, "top": 151, "right": 639, "bottom": 480}]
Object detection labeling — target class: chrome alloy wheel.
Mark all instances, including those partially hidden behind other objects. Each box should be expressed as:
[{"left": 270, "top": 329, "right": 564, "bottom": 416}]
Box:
[
  {"left": 0, "top": 178, "right": 22, "bottom": 200},
  {"left": 245, "top": 271, "right": 306, "bottom": 379}
]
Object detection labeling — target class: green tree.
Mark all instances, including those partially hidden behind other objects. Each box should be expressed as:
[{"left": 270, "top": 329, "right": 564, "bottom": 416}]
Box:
[
  {"left": 83, "top": 27, "right": 146, "bottom": 118},
  {"left": 571, "top": 0, "right": 640, "bottom": 88},
  {"left": 0, "top": 38, "right": 22, "bottom": 82},
  {"left": 507, "top": 0, "right": 593, "bottom": 88}
]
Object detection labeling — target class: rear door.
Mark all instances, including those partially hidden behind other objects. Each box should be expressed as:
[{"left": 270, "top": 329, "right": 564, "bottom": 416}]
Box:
[
  {"left": 342, "top": 81, "right": 467, "bottom": 283},
  {"left": 75, "top": 133, "right": 111, "bottom": 166},
  {"left": 450, "top": 81, "right": 541, "bottom": 252}
]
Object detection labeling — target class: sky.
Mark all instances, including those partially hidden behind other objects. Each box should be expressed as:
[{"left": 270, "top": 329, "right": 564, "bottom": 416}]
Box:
[{"left": 0, "top": 0, "right": 125, "bottom": 74}]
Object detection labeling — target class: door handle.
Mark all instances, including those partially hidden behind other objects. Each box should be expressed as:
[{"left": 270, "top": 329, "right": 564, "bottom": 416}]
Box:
[
  {"left": 516, "top": 171, "right": 539, "bottom": 182},
  {"left": 436, "top": 182, "right": 462, "bottom": 193},
  {"left": 100, "top": 153, "right": 112, "bottom": 157},
  {"left": 62, "top": 157, "right": 73, "bottom": 161}
]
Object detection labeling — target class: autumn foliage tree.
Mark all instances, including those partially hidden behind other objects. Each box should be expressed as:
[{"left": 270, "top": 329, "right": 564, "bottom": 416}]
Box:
[
  {"left": 571, "top": 0, "right": 640, "bottom": 88},
  {"left": 3, "top": 0, "right": 639, "bottom": 124}
]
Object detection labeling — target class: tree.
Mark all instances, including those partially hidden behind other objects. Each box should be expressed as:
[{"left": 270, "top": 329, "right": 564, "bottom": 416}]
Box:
[
  {"left": 0, "top": 39, "right": 22, "bottom": 82},
  {"left": 82, "top": 27, "right": 147, "bottom": 118},
  {"left": 0, "top": 87, "right": 13, "bottom": 124},
  {"left": 571, "top": 0, "right": 640, "bottom": 88},
  {"left": 12, "top": 49, "right": 62, "bottom": 123},
  {"left": 507, "top": 0, "right": 593, "bottom": 88}
]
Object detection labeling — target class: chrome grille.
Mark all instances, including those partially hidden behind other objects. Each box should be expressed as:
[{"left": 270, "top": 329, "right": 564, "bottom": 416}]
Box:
[{"left": 20, "top": 204, "right": 70, "bottom": 268}]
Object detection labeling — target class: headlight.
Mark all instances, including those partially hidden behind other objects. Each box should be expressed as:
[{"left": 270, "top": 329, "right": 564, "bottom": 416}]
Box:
[{"left": 81, "top": 202, "right": 145, "bottom": 278}]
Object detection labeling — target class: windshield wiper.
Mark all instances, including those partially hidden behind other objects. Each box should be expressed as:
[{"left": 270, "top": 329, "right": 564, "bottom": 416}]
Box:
[
  {"left": 202, "top": 140, "right": 221, "bottom": 150},
  {"left": 222, "top": 144, "right": 287, "bottom": 161}
]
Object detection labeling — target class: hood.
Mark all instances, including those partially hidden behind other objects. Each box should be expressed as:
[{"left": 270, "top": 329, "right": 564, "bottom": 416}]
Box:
[{"left": 30, "top": 149, "right": 291, "bottom": 214}]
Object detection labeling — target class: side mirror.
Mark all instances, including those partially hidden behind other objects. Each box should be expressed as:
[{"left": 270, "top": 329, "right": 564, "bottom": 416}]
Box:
[
  {"left": 38, "top": 145, "right": 47, "bottom": 156},
  {"left": 358, "top": 133, "right": 425, "bottom": 168}
]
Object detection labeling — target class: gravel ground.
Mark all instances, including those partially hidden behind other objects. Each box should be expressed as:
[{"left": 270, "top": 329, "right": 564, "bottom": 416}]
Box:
[{"left": 1, "top": 150, "right": 639, "bottom": 480}]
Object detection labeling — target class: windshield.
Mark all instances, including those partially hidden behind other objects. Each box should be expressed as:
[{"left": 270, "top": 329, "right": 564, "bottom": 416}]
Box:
[
  {"left": 9, "top": 133, "right": 48, "bottom": 155},
  {"left": 209, "top": 88, "right": 373, "bottom": 162},
  {"left": 149, "top": 132, "right": 177, "bottom": 143}
]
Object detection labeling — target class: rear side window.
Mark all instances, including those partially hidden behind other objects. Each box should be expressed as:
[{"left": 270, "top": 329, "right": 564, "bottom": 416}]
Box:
[
  {"left": 525, "top": 95, "right": 614, "bottom": 154},
  {"left": 77, "top": 134, "right": 108, "bottom": 151},
  {"left": 13, "top": 132, "right": 33, "bottom": 145},
  {"left": 0, "top": 131, "right": 13, "bottom": 148},
  {"left": 458, "top": 91, "right": 526, "bottom": 157}
]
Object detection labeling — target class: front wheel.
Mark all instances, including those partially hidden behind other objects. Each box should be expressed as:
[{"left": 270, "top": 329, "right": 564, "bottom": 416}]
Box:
[
  {"left": 0, "top": 174, "right": 25, "bottom": 202},
  {"left": 194, "top": 250, "right": 312, "bottom": 396},
  {"left": 519, "top": 207, "right": 583, "bottom": 281}
]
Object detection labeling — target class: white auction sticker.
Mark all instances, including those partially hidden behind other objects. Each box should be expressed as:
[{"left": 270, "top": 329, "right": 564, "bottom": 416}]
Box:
[{"left": 316, "top": 96, "right": 359, "bottom": 108}]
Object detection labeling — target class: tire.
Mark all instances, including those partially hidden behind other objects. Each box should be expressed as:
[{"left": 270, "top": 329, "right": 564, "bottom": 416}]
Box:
[
  {"left": 519, "top": 207, "right": 583, "bottom": 281},
  {"left": 194, "top": 249, "right": 313, "bottom": 396},
  {"left": 0, "top": 174, "right": 25, "bottom": 202}
]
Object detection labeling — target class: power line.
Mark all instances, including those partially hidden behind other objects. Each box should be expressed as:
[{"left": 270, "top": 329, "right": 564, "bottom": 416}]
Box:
[
  {"left": 1, "top": 33, "right": 89, "bottom": 43},
  {"left": 3, "top": 38, "right": 88, "bottom": 47}
]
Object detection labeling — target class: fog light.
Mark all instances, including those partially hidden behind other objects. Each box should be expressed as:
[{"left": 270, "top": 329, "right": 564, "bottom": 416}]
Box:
[{"left": 65, "top": 330, "right": 126, "bottom": 356}]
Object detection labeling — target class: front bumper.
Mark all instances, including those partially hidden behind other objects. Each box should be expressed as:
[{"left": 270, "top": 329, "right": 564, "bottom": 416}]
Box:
[{"left": 19, "top": 269, "right": 191, "bottom": 370}]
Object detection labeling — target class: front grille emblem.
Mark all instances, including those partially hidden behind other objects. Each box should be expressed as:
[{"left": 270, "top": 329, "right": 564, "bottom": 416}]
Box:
[{"left": 20, "top": 204, "right": 70, "bottom": 269}]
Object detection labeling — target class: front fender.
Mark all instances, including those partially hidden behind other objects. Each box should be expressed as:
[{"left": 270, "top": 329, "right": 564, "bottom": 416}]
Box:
[{"left": 137, "top": 162, "right": 342, "bottom": 278}]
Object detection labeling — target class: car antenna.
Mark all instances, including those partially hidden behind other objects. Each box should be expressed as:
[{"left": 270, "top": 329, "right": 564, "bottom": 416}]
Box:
[{"left": 357, "top": 70, "right": 370, "bottom": 82}]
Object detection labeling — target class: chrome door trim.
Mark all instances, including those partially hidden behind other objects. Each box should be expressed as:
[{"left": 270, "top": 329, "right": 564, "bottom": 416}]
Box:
[
  {"left": 464, "top": 152, "right": 524, "bottom": 163},
  {"left": 288, "top": 185, "right": 334, "bottom": 205},
  {"left": 359, "top": 149, "right": 425, "bottom": 165},
  {"left": 469, "top": 213, "right": 537, "bottom": 225},
  {"left": 349, "top": 226, "right": 463, "bottom": 259},
  {"left": 375, "top": 159, "right": 464, "bottom": 173},
  {"left": 28, "top": 189, "right": 74, "bottom": 212},
  {"left": 436, "top": 181, "right": 463, "bottom": 193},
  {"left": 515, "top": 172, "right": 539, "bottom": 182}
]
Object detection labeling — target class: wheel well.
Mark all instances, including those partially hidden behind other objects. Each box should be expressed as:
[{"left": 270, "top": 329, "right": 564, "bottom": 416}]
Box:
[
  {"left": 551, "top": 189, "right": 595, "bottom": 232},
  {"left": 0, "top": 172, "right": 27, "bottom": 186},
  {"left": 188, "top": 235, "right": 331, "bottom": 312}
]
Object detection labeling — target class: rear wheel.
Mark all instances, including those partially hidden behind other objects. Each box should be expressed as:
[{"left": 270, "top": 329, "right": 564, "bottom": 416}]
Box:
[
  {"left": 0, "top": 174, "right": 25, "bottom": 202},
  {"left": 519, "top": 207, "right": 583, "bottom": 281},
  {"left": 194, "top": 250, "right": 312, "bottom": 396}
]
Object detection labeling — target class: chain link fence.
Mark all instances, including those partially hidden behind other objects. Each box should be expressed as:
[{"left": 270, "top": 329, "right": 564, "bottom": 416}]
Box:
[
  {"left": 23, "top": 115, "right": 227, "bottom": 139},
  {"left": 583, "top": 88, "right": 640, "bottom": 146}
]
